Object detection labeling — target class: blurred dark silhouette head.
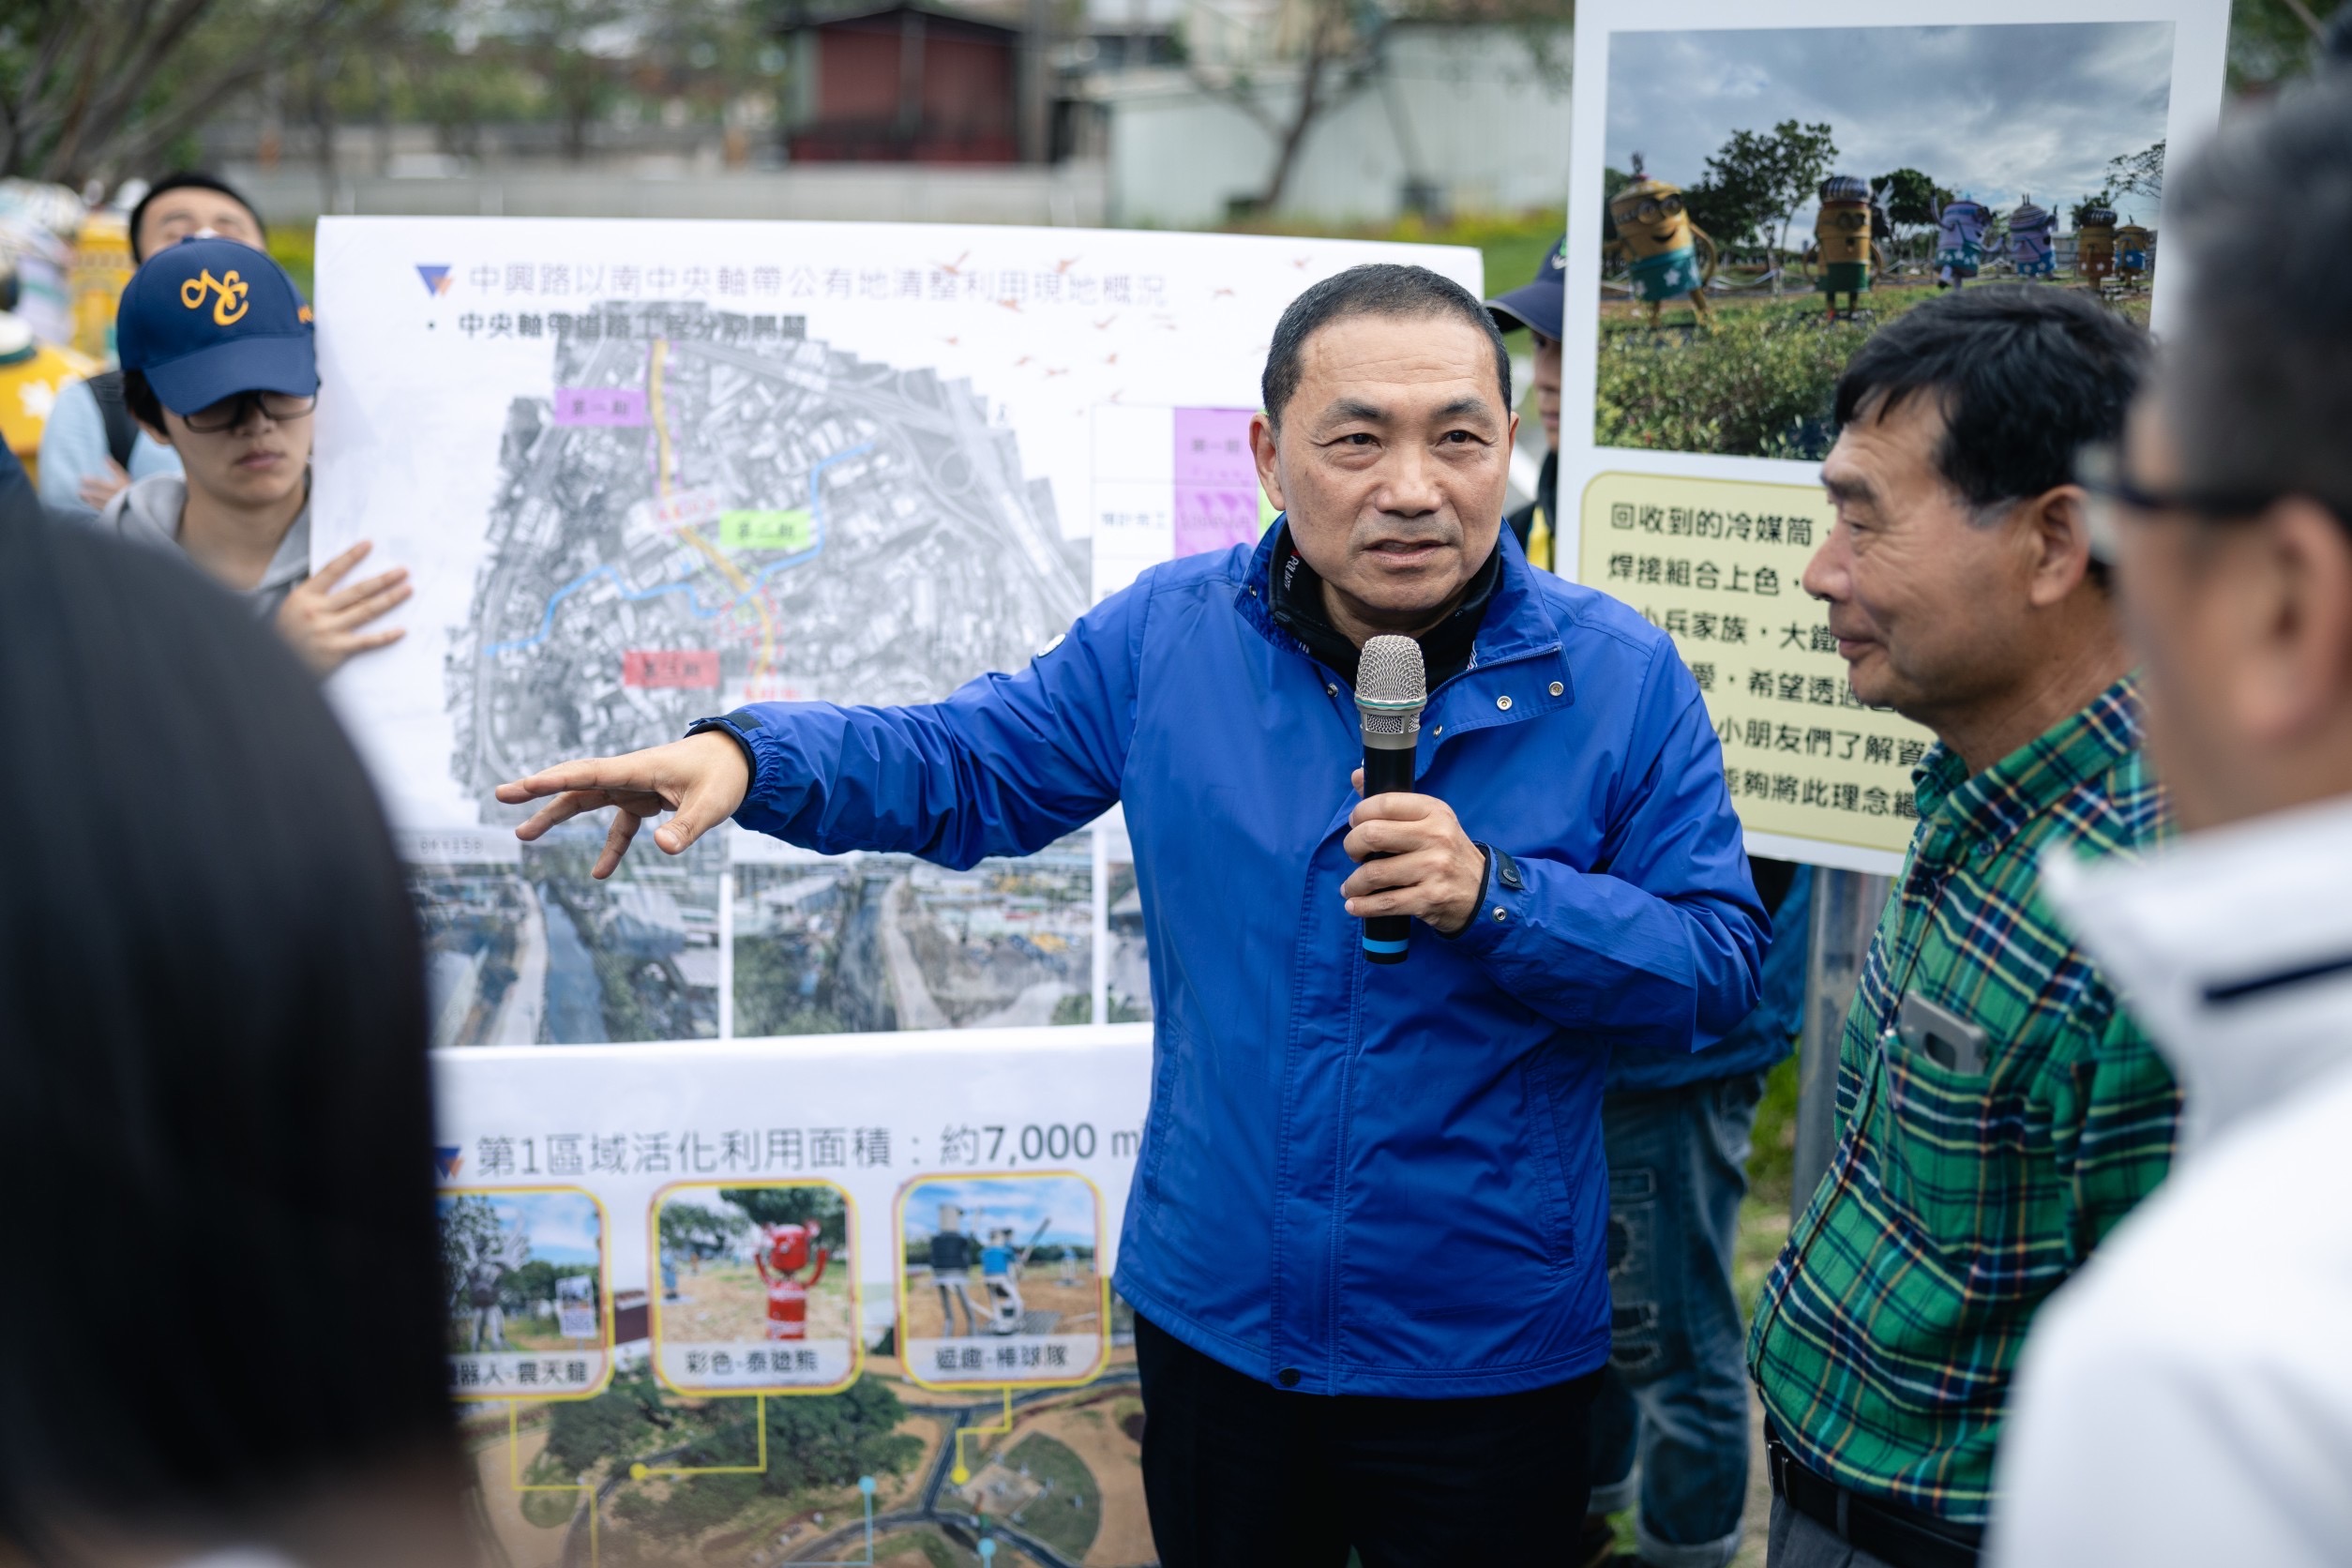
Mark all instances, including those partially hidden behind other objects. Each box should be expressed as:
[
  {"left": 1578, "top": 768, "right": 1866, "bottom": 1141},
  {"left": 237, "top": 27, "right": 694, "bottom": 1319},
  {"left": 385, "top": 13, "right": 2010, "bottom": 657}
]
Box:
[
  {"left": 0, "top": 511, "right": 465, "bottom": 1563},
  {"left": 2165, "top": 78, "right": 2352, "bottom": 521}
]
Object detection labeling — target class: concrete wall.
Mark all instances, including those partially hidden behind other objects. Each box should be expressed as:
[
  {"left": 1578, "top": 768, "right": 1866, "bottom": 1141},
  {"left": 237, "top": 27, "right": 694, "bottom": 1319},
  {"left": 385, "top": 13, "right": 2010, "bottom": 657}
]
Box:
[
  {"left": 1097, "top": 23, "right": 1571, "bottom": 229},
  {"left": 227, "top": 160, "right": 1109, "bottom": 227}
]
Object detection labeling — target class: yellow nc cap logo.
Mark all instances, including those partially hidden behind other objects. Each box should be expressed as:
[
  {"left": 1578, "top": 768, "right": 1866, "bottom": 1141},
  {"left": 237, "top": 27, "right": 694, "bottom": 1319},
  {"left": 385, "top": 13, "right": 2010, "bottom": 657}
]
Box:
[{"left": 180, "top": 267, "right": 250, "bottom": 326}]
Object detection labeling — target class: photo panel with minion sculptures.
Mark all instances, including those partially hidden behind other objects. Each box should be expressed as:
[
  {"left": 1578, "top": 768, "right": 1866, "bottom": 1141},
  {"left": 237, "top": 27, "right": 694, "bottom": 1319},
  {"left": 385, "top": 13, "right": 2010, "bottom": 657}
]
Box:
[
  {"left": 648, "top": 1179, "right": 861, "bottom": 1395},
  {"left": 1558, "top": 0, "right": 2229, "bottom": 870},
  {"left": 438, "top": 1186, "right": 611, "bottom": 1400},
  {"left": 897, "top": 1173, "right": 1108, "bottom": 1393},
  {"left": 1582, "top": 12, "right": 2207, "bottom": 462}
]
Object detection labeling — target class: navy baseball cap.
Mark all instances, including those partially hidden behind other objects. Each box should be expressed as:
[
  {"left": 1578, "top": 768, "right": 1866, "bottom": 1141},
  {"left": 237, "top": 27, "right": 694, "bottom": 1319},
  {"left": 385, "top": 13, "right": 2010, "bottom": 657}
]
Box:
[
  {"left": 1485, "top": 237, "right": 1566, "bottom": 339},
  {"left": 115, "top": 236, "right": 315, "bottom": 416}
]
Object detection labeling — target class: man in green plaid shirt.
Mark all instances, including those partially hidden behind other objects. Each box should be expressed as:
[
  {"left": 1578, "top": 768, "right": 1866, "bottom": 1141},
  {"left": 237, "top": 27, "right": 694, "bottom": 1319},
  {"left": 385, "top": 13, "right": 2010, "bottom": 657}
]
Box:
[{"left": 1749, "top": 289, "right": 2182, "bottom": 1568}]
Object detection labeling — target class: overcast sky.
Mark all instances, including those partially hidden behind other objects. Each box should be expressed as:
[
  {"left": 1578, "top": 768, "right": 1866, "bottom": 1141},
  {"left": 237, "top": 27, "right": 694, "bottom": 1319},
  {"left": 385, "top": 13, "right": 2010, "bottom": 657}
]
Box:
[
  {"left": 440, "top": 1191, "right": 602, "bottom": 1265},
  {"left": 1604, "top": 23, "right": 2175, "bottom": 230},
  {"left": 904, "top": 1176, "right": 1095, "bottom": 1250}
]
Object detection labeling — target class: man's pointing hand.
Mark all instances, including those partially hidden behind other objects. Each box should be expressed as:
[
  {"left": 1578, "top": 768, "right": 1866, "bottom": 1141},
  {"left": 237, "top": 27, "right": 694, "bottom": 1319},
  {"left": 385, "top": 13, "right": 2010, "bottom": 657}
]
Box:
[{"left": 494, "top": 731, "right": 750, "bottom": 879}]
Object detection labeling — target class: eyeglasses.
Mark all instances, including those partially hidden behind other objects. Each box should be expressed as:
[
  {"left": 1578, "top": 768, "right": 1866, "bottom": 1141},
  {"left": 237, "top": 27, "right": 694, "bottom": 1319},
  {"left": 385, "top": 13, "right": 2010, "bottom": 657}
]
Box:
[
  {"left": 181, "top": 390, "right": 318, "bottom": 433},
  {"left": 2073, "top": 442, "right": 2285, "bottom": 565},
  {"left": 1623, "top": 194, "right": 1684, "bottom": 223}
]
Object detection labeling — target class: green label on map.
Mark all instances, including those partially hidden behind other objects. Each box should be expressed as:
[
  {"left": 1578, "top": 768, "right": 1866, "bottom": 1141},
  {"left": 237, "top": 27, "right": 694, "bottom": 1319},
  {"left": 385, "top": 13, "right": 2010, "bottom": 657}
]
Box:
[{"left": 720, "top": 509, "right": 814, "bottom": 551}]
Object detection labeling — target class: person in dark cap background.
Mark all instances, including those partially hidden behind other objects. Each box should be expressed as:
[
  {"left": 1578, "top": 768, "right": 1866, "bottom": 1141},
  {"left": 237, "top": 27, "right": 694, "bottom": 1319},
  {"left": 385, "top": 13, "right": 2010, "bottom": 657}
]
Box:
[
  {"left": 1487, "top": 240, "right": 1814, "bottom": 1568},
  {"left": 1485, "top": 237, "right": 1565, "bottom": 570},
  {"left": 98, "top": 234, "right": 409, "bottom": 677}
]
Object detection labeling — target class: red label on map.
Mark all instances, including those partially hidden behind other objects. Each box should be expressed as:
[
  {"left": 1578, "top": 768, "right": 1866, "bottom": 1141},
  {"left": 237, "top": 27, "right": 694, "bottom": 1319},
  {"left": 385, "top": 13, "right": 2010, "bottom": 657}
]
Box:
[{"left": 623, "top": 649, "right": 721, "bottom": 688}]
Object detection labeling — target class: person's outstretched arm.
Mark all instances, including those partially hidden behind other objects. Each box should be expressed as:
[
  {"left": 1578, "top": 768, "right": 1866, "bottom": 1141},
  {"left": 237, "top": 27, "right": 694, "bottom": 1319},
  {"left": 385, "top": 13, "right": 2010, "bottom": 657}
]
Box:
[{"left": 496, "top": 586, "right": 1142, "bottom": 877}]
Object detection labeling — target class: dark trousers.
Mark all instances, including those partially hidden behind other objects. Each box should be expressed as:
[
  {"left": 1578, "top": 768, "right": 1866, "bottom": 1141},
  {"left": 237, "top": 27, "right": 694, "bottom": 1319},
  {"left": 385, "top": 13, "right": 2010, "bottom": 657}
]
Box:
[{"left": 1135, "top": 1312, "right": 1602, "bottom": 1567}]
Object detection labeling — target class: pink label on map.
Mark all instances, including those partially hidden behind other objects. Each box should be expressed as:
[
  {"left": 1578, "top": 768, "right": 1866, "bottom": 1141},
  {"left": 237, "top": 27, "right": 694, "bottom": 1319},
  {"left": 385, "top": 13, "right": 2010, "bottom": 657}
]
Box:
[
  {"left": 1174, "top": 407, "right": 1261, "bottom": 556},
  {"left": 553, "top": 387, "right": 648, "bottom": 426},
  {"left": 1174, "top": 407, "right": 1257, "bottom": 487},
  {"left": 1174, "top": 487, "right": 1262, "bottom": 557}
]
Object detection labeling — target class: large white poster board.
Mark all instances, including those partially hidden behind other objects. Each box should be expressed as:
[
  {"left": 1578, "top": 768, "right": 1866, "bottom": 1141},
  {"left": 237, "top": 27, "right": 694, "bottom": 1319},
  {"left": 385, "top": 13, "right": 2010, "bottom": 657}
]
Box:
[
  {"left": 311, "top": 219, "right": 1479, "bottom": 1048},
  {"left": 1559, "top": 0, "right": 2229, "bottom": 873}
]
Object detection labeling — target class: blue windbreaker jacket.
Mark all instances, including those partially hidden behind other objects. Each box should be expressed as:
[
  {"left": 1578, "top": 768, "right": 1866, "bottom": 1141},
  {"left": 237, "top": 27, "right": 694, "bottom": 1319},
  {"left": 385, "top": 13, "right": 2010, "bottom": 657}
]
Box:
[
  {"left": 1607, "top": 865, "right": 1810, "bottom": 1092},
  {"left": 718, "top": 522, "right": 1767, "bottom": 1397}
]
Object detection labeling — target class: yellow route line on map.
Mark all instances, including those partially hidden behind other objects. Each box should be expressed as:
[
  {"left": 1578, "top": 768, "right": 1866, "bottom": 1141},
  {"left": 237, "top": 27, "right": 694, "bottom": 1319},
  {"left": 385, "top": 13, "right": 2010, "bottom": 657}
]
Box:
[
  {"left": 648, "top": 338, "right": 779, "bottom": 686},
  {"left": 510, "top": 1400, "right": 599, "bottom": 1567},
  {"left": 630, "top": 1393, "right": 769, "bottom": 1480},
  {"left": 949, "top": 1387, "right": 1017, "bottom": 1485}
]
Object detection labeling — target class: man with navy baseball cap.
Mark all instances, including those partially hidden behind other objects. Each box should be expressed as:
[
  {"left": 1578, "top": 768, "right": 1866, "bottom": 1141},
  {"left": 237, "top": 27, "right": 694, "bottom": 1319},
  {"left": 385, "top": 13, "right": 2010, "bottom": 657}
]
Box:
[
  {"left": 98, "top": 235, "right": 408, "bottom": 676},
  {"left": 1485, "top": 237, "right": 1566, "bottom": 571},
  {"left": 1492, "top": 232, "right": 1815, "bottom": 1568}
]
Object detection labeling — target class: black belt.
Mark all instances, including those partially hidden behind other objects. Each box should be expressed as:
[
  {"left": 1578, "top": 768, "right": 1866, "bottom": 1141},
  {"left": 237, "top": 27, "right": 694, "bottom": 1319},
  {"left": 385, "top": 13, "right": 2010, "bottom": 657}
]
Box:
[{"left": 1765, "top": 1424, "right": 1983, "bottom": 1568}]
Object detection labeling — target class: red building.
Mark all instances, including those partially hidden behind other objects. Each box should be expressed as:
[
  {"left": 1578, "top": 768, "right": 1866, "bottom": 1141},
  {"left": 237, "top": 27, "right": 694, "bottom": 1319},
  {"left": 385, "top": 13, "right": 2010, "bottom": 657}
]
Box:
[{"left": 781, "top": 2, "right": 1027, "bottom": 163}]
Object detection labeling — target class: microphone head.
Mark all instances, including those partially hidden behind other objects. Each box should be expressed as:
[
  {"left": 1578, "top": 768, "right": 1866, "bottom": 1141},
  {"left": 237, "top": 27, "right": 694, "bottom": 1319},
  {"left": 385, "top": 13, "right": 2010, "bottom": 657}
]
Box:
[{"left": 1357, "top": 634, "right": 1427, "bottom": 739}]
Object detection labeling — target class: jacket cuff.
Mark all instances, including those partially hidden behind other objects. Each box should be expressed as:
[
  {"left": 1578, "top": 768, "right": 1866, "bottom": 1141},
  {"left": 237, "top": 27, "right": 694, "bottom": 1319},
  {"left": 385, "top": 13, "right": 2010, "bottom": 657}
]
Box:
[
  {"left": 686, "top": 709, "right": 767, "bottom": 801},
  {"left": 1447, "top": 843, "right": 1531, "bottom": 954}
]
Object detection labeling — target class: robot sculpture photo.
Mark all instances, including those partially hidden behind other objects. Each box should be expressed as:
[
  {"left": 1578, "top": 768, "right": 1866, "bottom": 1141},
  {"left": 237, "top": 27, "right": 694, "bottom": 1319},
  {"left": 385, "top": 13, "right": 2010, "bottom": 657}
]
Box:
[
  {"left": 1936, "top": 195, "right": 1991, "bottom": 288},
  {"left": 752, "top": 1220, "right": 830, "bottom": 1342},
  {"left": 2116, "top": 222, "right": 2153, "bottom": 288},
  {"left": 1806, "top": 174, "right": 1884, "bottom": 320},
  {"left": 2077, "top": 204, "right": 2119, "bottom": 286},
  {"left": 2007, "top": 198, "right": 2058, "bottom": 279},
  {"left": 1607, "top": 154, "right": 1717, "bottom": 328}
]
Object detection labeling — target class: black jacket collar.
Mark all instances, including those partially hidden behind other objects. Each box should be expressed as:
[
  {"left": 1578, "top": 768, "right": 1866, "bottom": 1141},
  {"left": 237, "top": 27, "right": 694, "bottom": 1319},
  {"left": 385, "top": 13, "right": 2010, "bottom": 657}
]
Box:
[{"left": 1265, "top": 522, "right": 1502, "bottom": 691}]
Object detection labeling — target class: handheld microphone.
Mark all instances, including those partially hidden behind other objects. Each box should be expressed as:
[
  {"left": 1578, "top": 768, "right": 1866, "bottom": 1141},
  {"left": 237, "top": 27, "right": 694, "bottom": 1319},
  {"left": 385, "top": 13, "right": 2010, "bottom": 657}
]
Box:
[{"left": 1356, "top": 635, "right": 1428, "bottom": 965}]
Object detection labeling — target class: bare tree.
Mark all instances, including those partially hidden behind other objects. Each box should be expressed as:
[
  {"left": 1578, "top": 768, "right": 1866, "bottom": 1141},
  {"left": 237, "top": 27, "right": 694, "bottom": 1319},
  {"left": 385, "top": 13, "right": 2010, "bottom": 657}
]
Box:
[
  {"left": 2106, "top": 140, "right": 2165, "bottom": 204},
  {"left": 0, "top": 0, "right": 417, "bottom": 187},
  {"left": 1184, "top": 0, "right": 1364, "bottom": 214},
  {"left": 1189, "top": 0, "right": 1571, "bottom": 217}
]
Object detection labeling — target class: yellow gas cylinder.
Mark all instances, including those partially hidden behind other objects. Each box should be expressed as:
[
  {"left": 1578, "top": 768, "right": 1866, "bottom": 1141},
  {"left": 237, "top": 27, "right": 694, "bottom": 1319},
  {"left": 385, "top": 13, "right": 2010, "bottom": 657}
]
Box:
[{"left": 69, "top": 210, "right": 134, "bottom": 365}]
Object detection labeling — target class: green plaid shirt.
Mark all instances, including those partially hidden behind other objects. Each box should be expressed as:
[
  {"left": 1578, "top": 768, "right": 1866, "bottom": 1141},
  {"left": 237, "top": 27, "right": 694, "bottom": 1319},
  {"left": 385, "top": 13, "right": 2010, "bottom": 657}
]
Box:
[{"left": 1748, "top": 675, "right": 2179, "bottom": 1525}]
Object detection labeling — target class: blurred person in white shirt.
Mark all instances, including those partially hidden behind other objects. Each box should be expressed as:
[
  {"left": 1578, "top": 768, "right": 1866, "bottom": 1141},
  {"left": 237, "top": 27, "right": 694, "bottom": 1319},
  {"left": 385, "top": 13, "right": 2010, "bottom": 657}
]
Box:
[{"left": 1988, "top": 69, "right": 2352, "bottom": 1568}]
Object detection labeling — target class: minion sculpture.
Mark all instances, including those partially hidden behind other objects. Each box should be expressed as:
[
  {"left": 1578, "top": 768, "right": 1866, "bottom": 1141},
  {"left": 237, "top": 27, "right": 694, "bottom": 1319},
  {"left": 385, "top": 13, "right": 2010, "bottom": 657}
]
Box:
[
  {"left": 1936, "top": 196, "right": 1990, "bottom": 287},
  {"left": 1607, "top": 154, "right": 1717, "bottom": 327},
  {"left": 1809, "top": 174, "right": 1879, "bottom": 319},
  {"left": 2116, "top": 223, "right": 2152, "bottom": 287},
  {"left": 2007, "top": 198, "right": 2057, "bottom": 279},
  {"left": 2077, "top": 204, "right": 2118, "bottom": 285}
]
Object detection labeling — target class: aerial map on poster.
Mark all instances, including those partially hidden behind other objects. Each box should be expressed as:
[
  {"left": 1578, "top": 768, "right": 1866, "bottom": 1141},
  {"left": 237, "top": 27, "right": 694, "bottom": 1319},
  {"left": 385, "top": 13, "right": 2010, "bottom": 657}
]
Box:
[
  {"left": 309, "top": 218, "right": 1479, "bottom": 1567},
  {"left": 313, "top": 218, "right": 1480, "bottom": 1050}
]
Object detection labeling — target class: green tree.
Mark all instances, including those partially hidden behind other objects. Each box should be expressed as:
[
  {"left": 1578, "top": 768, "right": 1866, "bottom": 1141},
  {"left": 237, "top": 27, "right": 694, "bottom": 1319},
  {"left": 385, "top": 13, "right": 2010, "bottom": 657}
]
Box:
[
  {"left": 718, "top": 1185, "right": 847, "bottom": 1248},
  {"left": 542, "top": 1366, "right": 680, "bottom": 1474},
  {"left": 1703, "top": 120, "right": 1839, "bottom": 292},
  {"left": 1681, "top": 165, "right": 1773, "bottom": 255},
  {"left": 550, "top": 1371, "right": 922, "bottom": 1538},
  {"left": 659, "top": 1200, "right": 749, "bottom": 1261},
  {"left": 1872, "top": 167, "right": 1941, "bottom": 260},
  {"left": 2227, "top": 0, "right": 2344, "bottom": 90}
]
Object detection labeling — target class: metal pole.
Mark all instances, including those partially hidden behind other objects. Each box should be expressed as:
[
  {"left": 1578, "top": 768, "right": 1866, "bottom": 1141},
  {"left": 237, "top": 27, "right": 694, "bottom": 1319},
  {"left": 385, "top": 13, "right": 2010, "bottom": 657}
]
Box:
[{"left": 1791, "top": 867, "right": 1892, "bottom": 1219}]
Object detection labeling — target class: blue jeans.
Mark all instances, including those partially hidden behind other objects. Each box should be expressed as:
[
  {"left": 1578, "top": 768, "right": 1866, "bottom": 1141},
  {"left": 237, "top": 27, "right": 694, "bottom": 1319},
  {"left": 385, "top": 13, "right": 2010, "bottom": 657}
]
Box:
[{"left": 1588, "top": 1072, "right": 1769, "bottom": 1568}]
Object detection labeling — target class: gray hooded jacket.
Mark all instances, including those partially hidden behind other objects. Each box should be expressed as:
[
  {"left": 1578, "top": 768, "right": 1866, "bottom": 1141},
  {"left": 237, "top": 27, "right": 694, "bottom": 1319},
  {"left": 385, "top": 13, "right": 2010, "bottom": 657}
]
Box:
[{"left": 96, "top": 473, "right": 309, "bottom": 623}]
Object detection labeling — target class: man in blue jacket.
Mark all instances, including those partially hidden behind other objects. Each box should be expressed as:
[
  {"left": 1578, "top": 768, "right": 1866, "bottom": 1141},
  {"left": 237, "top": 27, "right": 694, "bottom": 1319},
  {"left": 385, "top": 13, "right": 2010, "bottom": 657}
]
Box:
[{"left": 498, "top": 264, "right": 1767, "bottom": 1564}]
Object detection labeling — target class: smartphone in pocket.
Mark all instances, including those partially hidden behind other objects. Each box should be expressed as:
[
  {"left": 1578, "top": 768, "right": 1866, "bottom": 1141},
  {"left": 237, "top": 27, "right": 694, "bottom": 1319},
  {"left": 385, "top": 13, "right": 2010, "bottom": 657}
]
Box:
[{"left": 1897, "top": 991, "right": 1992, "bottom": 1077}]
